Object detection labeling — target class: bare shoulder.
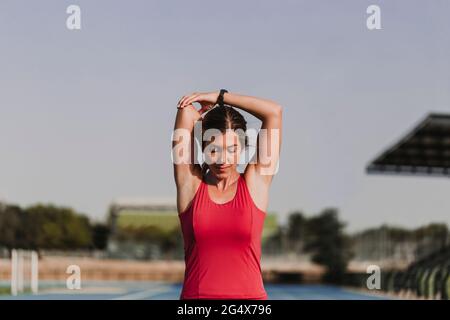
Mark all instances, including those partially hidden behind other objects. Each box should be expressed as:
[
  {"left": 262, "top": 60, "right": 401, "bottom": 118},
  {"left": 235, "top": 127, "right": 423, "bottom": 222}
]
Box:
[
  {"left": 243, "top": 163, "right": 272, "bottom": 213},
  {"left": 176, "top": 164, "right": 203, "bottom": 214}
]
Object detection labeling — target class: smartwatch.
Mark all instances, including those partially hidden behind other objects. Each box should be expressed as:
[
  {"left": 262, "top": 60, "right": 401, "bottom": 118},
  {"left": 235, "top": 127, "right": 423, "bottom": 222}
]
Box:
[{"left": 216, "top": 89, "right": 228, "bottom": 107}]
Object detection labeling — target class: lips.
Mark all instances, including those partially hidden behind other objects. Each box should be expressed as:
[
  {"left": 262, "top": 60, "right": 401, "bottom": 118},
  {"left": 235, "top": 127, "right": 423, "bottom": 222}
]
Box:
[{"left": 217, "top": 165, "right": 231, "bottom": 170}]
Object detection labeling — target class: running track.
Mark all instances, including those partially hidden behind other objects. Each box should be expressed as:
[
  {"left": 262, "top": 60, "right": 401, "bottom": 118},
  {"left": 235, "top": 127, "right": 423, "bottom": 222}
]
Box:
[{"left": 0, "top": 281, "right": 391, "bottom": 300}]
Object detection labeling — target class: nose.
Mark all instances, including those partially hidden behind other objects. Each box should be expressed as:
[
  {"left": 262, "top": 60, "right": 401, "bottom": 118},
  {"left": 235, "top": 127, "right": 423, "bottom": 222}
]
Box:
[{"left": 219, "top": 150, "right": 227, "bottom": 165}]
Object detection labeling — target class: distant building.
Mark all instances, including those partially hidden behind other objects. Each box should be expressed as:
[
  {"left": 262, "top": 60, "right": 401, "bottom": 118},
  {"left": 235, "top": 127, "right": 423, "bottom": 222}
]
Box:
[{"left": 107, "top": 197, "right": 178, "bottom": 259}]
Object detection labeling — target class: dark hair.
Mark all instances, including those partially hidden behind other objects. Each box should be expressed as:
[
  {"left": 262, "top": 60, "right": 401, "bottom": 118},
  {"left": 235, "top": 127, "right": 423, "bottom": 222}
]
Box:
[{"left": 200, "top": 105, "right": 248, "bottom": 176}]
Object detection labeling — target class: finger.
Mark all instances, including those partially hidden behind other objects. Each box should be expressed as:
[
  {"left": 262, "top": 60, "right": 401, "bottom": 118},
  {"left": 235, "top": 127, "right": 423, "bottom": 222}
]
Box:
[
  {"left": 180, "top": 94, "right": 195, "bottom": 106},
  {"left": 179, "top": 95, "right": 192, "bottom": 108},
  {"left": 182, "top": 94, "right": 199, "bottom": 106},
  {"left": 177, "top": 95, "right": 187, "bottom": 106},
  {"left": 179, "top": 102, "right": 198, "bottom": 111},
  {"left": 184, "top": 95, "right": 201, "bottom": 108},
  {"left": 187, "top": 93, "right": 205, "bottom": 107},
  {"left": 177, "top": 96, "right": 187, "bottom": 108},
  {"left": 179, "top": 94, "right": 196, "bottom": 108},
  {"left": 182, "top": 94, "right": 201, "bottom": 108}
]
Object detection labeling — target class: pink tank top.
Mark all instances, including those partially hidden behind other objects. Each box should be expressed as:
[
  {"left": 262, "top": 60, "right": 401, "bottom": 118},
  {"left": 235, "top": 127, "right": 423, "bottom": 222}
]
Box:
[{"left": 178, "top": 173, "right": 268, "bottom": 300}]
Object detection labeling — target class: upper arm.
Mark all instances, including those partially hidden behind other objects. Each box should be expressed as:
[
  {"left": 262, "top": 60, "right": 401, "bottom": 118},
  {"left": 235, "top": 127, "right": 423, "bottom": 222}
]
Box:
[
  {"left": 245, "top": 105, "right": 282, "bottom": 186},
  {"left": 172, "top": 105, "right": 202, "bottom": 189}
]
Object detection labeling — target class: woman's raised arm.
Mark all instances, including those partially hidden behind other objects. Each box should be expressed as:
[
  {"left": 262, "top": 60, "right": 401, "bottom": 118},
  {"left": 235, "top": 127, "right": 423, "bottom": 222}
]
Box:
[
  {"left": 178, "top": 91, "right": 283, "bottom": 184},
  {"left": 172, "top": 104, "right": 202, "bottom": 189},
  {"left": 222, "top": 92, "right": 283, "bottom": 183}
]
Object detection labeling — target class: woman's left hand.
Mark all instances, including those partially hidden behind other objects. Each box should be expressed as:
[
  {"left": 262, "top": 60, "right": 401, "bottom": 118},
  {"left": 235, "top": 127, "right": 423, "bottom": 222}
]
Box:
[{"left": 177, "top": 91, "right": 220, "bottom": 114}]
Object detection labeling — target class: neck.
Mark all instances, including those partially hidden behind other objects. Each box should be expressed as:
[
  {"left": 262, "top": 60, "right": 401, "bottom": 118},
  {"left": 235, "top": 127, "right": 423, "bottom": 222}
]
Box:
[{"left": 205, "top": 170, "right": 240, "bottom": 190}]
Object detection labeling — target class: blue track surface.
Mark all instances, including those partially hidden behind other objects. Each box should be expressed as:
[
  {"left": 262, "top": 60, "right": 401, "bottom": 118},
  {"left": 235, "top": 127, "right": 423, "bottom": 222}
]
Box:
[{"left": 0, "top": 281, "right": 391, "bottom": 300}]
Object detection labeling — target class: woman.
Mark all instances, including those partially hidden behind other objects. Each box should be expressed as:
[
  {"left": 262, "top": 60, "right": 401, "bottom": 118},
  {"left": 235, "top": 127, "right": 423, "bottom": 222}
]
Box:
[{"left": 172, "top": 90, "right": 282, "bottom": 299}]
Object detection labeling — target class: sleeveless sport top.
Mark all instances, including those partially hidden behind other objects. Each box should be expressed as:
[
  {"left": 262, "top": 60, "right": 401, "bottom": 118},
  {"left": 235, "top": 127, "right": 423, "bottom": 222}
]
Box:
[{"left": 178, "top": 173, "right": 268, "bottom": 300}]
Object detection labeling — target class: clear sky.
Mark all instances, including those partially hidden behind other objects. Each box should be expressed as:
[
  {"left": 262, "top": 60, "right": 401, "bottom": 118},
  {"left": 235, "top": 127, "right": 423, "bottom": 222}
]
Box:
[{"left": 0, "top": 0, "right": 449, "bottom": 232}]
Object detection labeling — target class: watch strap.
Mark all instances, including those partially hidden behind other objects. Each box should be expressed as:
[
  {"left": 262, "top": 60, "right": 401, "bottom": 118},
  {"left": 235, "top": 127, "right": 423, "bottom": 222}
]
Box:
[{"left": 217, "top": 89, "right": 228, "bottom": 107}]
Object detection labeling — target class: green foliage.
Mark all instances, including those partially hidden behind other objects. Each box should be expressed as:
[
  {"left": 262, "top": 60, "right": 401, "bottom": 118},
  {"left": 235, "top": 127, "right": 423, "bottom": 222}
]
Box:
[
  {"left": 261, "top": 213, "right": 279, "bottom": 239},
  {"left": 303, "top": 208, "right": 353, "bottom": 283},
  {"left": 353, "top": 223, "right": 449, "bottom": 242},
  {"left": 286, "top": 211, "right": 307, "bottom": 242},
  {"left": 0, "top": 203, "right": 110, "bottom": 251},
  {"left": 282, "top": 208, "right": 353, "bottom": 284},
  {"left": 0, "top": 205, "right": 23, "bottom": 249},
  {"left": 92, "top": 223, "right": 110, "bottom": 250}
]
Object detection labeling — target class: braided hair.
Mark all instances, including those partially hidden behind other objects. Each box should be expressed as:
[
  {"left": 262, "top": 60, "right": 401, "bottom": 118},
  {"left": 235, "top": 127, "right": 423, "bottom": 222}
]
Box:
[{"left": 200, "top": 104, "right": 248, "bottom": 176}]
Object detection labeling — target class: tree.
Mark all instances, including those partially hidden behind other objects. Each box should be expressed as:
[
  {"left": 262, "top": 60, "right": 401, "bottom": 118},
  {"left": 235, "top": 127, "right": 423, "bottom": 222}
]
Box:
[
  {"left": 0, "top": 205, "right": 22, "bottom": 250},
  {"left": 304, "top": 208, "right": 353, "bottom": 283},
  {"left": 92, "top": 223, "right": 111, "bottom": 250},
  {"left": 25, "top": 204, "right": 93, "bottom": 250},
  {"left": 286, "top": 211, "right": 308, "bottom": 253}
]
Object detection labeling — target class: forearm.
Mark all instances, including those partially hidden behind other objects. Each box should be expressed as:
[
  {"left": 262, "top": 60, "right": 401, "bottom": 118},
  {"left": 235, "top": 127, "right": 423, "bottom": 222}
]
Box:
[
  {"left": 173, "top": 105, "right": 201, "bottom": 131},
  {"left": 222, "top": 92, "right": 282, "bottom": 121},
  {"left": 172, "top": 105, "right": 201, "bottom": 164}
]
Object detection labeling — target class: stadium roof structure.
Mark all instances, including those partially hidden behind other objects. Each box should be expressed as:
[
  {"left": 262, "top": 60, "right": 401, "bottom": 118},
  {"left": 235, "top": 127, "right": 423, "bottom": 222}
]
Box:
[{"left": 366, "top": 113, "right": 450, "bottom": 178}]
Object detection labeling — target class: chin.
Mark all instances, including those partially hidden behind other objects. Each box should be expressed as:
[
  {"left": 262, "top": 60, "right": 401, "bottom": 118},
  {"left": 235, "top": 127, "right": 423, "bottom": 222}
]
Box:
[{"left": 213, "top": 167, "right": 235, "bottom": 176}]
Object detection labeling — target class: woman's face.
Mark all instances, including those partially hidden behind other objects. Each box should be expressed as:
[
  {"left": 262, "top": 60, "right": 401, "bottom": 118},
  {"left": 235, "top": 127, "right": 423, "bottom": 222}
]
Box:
[{"left": 203, "top": 129, "right": 243, "bottom": 177}]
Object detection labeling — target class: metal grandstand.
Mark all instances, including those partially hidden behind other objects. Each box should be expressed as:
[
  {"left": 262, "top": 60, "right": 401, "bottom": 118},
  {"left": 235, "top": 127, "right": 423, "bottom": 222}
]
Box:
[{"left": 367, "top": 113, "right": 450, "bottom": 177}]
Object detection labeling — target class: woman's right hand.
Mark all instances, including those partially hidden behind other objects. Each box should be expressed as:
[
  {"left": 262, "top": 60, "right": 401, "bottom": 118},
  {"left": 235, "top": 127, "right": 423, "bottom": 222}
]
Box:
[{"left": 177, "top": 91, "right": 220, "bottom": 115}]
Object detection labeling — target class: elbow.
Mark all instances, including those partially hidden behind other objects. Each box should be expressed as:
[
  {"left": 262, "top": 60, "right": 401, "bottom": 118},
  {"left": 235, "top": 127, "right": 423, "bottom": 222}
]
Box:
[
  {"left": 272, "top": 104, "right": 283, "bottom": 118},
  {"left": 263, "top": 104, "right": 282, "bottom": 121}
]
